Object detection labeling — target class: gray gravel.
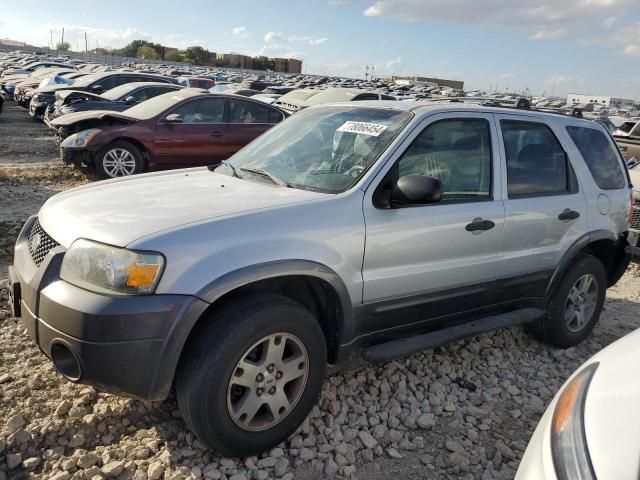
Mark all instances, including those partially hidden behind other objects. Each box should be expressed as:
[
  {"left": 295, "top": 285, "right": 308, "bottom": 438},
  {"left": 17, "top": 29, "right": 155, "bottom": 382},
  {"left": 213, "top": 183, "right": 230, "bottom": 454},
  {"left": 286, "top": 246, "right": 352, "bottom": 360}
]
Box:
[{"left": 1, "top": 101, "right": 640, "bottom": 479}]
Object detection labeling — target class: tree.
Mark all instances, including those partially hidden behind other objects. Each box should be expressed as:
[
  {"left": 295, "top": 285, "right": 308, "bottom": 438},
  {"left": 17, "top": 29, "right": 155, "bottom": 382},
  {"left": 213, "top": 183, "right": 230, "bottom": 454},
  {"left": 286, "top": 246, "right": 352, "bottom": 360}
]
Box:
[
  {"left": 56, "top": 41, "right": 71, "bottom": 52},
  {"left": 165, "top": 50, "right": 183, "bottom": 62},
  {"left": 137, "top": 45, "right": 159, "bottom": 60}
]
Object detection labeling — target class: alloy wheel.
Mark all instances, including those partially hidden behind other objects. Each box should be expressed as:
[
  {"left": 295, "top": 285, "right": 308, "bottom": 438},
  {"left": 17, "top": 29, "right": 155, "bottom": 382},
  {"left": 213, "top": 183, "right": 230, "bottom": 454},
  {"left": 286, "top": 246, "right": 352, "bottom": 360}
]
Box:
[
  {"left": 564, "top": 273, "right": 599, "bottom": 333},
  {"left": 102, "top": 148, "right": 137, "bottom": 177},
  {"left": 227, "top": 333, "right": 309, "bottom": 432}
]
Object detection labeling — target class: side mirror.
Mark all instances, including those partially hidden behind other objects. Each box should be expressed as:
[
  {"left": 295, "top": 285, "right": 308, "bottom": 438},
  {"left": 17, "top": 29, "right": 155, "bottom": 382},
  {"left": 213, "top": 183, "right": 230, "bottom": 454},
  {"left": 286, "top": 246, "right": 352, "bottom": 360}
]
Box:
[
  {"left": 391, "top": 175, "right": 443, "bottom": 207},
  {"left": 165, "top": 113, "right": 183, "bottom": 123},
  {"left": 90, "top": 84, "right": 103, "bottom": 92},
  {"left": 124, "top": 95, "right": 137, "bottom": 104}
]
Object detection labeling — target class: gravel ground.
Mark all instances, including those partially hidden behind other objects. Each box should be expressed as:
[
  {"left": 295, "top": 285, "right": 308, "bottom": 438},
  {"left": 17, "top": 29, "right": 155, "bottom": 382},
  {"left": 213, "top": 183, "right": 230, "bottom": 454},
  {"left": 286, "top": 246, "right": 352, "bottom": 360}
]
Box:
[{"left": 1, "top": 100, "right": 640, "bottom": 480}]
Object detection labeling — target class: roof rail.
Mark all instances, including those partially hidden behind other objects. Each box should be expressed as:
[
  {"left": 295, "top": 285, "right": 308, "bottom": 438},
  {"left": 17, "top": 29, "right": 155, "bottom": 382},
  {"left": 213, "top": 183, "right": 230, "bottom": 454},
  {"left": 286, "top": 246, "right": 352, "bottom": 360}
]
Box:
[{"left": 418, "top": 97, "right": 588, "bottom": 118}]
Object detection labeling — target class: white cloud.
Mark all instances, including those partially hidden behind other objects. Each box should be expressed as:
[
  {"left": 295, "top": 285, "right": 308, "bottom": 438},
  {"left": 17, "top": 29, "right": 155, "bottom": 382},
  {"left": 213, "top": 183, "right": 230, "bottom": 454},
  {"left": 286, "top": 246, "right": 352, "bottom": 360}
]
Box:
[
  {"left": 610, "top": 22, "right": 640, "bottom": 56},
  {"left": 500, "top": 73, "right": 514, "bottom": 79},
  {"left": 264, "top": 31, "right": 285, "bottom": 43},
  {"left": 256, "top": 31, "right": 328, "bottom": 59},
  {"left": 232, "top": 26, "right": 250, "bottom": 38},
  {"left": 360, "top": 0, "right": 639, "bottom": 47},
  {"left": 545, "top": 75, "right": 576, "bottom": 84}
]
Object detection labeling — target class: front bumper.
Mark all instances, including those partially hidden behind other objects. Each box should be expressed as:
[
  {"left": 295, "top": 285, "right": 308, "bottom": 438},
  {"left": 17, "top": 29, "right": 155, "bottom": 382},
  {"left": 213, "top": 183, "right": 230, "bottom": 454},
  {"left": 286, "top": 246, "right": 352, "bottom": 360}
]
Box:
[
  {"left": 29, "top": 100, "right": 48, "bottom": 118},
  {"left": 60, "top": 146, "right": 96, "bottom": 168},
  {"left": 9, "top": 216, "right": 209, "bottom": 400}
]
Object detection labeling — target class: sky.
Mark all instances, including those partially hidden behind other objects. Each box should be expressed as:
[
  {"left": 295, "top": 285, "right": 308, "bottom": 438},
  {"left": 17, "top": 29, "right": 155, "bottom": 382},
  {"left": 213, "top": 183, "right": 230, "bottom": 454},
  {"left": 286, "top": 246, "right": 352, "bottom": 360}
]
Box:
[{"left": 1, "top": 0, "right": 640, "bottom": 99}]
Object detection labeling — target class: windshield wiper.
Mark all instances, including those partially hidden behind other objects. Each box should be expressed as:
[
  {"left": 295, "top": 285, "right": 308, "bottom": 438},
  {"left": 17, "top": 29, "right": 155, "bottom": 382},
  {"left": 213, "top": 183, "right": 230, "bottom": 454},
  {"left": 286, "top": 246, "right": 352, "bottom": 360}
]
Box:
[
  {"left": 239, "top": 167, "right": 292, "bottom": 188},
  {"left": 210, "top": 160, "right": 241, "bottom": 178}
]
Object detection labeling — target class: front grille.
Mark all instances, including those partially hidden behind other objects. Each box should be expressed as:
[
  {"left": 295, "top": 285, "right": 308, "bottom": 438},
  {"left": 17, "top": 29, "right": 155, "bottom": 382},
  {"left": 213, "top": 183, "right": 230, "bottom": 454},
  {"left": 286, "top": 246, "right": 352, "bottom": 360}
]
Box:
[{"left": 27, "top": 219, "right": 59, "bottom": 267}]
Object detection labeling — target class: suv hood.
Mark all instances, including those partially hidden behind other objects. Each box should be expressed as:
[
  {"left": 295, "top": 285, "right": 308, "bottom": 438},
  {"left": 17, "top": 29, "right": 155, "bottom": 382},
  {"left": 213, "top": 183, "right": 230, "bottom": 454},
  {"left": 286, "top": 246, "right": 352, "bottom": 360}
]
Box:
[{"left": 38, "top": 168, "right": 326, "bottom": 248}]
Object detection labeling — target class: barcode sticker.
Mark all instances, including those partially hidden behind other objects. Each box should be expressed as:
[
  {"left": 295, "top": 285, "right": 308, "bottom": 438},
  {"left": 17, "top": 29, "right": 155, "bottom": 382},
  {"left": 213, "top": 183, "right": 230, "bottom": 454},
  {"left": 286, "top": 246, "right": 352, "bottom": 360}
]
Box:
[{"left": 337, "top": 121, "right": 388, "bottom": 137}]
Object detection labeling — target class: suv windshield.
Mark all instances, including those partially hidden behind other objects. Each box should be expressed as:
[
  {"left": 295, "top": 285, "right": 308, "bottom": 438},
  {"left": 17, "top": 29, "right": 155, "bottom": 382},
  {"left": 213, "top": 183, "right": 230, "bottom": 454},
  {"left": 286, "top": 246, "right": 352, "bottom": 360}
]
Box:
[{"left": 224, "top": 106, "right": 412, "bottom": 193}]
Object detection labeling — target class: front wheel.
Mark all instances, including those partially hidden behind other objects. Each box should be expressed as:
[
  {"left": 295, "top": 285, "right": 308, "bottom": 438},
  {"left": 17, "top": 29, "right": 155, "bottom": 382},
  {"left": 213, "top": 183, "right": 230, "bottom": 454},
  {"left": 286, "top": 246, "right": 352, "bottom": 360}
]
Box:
[
  {"left": 530, "top": 254, "right": 606, "bottom": 347},
  {"left": 95, "top": 141, "right": 144, "bottom": 178},
  {"left": 177, "top": 294, "right": 327, "bottom": 457}
]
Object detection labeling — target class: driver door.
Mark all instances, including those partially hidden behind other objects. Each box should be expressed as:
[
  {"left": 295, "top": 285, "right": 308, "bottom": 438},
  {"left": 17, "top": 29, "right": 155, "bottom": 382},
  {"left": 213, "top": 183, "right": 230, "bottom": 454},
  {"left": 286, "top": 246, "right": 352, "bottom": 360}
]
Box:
[{"left": 361, "top": 113, "right": 505, "bottom": 333}]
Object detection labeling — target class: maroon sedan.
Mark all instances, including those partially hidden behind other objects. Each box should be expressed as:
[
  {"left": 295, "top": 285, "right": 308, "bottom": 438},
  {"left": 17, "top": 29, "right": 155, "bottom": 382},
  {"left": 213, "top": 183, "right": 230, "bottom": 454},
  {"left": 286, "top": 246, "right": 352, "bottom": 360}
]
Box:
[{"left": 53, "top": 89, "right": 287, "bottom": 178}]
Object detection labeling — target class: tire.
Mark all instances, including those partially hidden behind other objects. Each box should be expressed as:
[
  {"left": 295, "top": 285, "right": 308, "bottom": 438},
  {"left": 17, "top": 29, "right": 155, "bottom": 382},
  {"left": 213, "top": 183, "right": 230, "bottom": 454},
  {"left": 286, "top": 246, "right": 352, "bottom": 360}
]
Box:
[
  {"left": 95, "top": 140, "right": 144, "bottom": 179},
  {"left": 176, "top": 294, "right": 327, "bottom": 457},
  {"left": 530, "top": 254, "right": 606, "bottom": 347}
]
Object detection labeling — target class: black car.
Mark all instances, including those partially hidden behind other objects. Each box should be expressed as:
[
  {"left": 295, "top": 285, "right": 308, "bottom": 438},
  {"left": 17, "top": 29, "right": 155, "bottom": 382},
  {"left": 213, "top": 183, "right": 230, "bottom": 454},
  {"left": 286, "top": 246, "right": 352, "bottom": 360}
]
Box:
[
  {"left": 44, "top": 82, "right": 183, "bottom": 126},
  {"left": 28, "top": 72, "right": 179, "bottom": 120}
]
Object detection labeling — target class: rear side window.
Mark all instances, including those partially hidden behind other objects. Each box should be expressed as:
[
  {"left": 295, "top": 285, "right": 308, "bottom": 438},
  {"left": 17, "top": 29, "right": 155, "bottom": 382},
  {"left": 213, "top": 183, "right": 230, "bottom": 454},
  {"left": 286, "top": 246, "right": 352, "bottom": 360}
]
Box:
[
  {"left": 228, "top": 99, "right": 273, "bottom": 124},
  {"left": 566, "top": 126, "right": 625, "bottom": 190},
  {"left": 501, "top": 121, "right": 571, "bottom": 197}
]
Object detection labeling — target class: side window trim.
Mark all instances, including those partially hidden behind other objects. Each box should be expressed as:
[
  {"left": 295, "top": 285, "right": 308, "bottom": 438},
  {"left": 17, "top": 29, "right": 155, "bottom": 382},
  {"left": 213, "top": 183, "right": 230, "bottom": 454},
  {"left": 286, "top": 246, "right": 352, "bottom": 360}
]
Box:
[
  {"left": 497, "top": 118, "right": 578, "bottom": 199},
  {"left": 159, "top": 98, "right": 225, "bottom": 125}
]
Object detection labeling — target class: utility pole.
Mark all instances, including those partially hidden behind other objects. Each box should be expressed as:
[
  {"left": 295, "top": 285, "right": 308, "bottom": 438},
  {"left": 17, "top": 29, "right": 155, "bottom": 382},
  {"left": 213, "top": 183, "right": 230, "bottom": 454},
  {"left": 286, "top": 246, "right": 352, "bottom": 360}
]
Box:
[
  {"left": 365, "top": 65, "right": 369, "bottom": 81},
  {"left": 61, "top": 28, "right": 65, "bottom": 46},
  {"left": 84, "top": 32, "right": 88, "bottom": 53},
  {"left": 50, "top": 30, "right": 53, "bottom": 50}
]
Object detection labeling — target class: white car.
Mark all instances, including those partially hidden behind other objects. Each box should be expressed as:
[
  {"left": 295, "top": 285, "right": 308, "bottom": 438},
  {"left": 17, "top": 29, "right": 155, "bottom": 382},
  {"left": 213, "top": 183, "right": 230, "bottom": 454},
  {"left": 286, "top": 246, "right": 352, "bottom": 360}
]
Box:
[{"left": 516, "top": 328, "right": 640, "bottom": 479}]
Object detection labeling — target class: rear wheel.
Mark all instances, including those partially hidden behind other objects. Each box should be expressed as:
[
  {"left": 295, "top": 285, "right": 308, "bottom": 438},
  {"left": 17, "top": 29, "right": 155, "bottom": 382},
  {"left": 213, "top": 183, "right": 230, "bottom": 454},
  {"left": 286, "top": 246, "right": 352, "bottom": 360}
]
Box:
[
  {"left": 95, "top": 140, "right": 143, "bottom": 178},
  {"left": 177, "top": 294, "right": 327, "bottom": 457},
  {"left": 530, "top": 254, "right": 606, "bottom": 347}
]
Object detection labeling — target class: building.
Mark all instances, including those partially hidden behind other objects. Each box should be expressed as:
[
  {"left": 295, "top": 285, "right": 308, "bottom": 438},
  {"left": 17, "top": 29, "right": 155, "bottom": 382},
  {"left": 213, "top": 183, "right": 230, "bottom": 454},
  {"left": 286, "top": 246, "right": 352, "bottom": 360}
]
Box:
[
  {"left": 287, "top": 59, "right": 302, "bottom": 74},
  {"left": 387, "top": 76, "right": 464, "bottom": 90},
  {"left": 216, "top": 53, "right": 253, "bottom": 70},
  {"left": 567, "top": 94, "right": 635, "bottom": 110},
  {"left": 0, "top": 38, "right": 27, "bottom": 48}
]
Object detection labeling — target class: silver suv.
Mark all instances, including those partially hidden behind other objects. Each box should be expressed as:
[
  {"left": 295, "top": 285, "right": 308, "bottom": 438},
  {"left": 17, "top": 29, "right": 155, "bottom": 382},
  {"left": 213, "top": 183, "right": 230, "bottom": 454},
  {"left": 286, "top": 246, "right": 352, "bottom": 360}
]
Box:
[{"left": 8, "top": 102, "right": 633, "bottom": 456}]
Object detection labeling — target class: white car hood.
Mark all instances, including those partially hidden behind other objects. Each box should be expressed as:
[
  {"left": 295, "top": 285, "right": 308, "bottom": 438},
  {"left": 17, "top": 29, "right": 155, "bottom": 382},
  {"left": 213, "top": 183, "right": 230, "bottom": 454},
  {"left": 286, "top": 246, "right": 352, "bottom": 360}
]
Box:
[
  {"left": 38, "top": 168, "right": 325, "bottom": 248},
  {"left": 584, "top": 328, "right": 640, "bottom": 479}
]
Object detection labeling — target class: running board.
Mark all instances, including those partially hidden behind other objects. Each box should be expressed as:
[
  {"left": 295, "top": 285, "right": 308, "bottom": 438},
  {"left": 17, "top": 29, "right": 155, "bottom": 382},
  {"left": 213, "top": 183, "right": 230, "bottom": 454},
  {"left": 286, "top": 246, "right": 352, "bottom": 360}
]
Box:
[{"left": 362, "top": 308, "right": 544, "bottom": 363}]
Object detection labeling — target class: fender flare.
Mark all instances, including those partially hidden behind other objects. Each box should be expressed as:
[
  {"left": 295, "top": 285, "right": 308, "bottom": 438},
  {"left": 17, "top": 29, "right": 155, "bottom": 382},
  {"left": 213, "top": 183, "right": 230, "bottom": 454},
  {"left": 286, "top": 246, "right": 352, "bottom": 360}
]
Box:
[{"left": 545, "top": 229, "right": 620, "bottom": 296}]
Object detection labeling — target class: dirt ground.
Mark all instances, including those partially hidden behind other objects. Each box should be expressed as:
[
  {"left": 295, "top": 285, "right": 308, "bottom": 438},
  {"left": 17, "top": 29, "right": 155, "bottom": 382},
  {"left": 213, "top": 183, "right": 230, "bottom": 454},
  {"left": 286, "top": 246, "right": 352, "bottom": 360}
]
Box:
[{"left": 1, "top": 100, "right": 639, "bottom": 480}]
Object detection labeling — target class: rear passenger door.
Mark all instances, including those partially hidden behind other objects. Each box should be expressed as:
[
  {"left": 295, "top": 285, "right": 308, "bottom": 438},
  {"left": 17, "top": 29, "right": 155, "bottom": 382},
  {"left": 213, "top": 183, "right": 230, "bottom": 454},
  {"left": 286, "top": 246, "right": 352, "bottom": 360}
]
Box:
[
  {"left": 224, "top": 98, "right": 284, "bottom": 156},
  {"left": 495, "top": 115, "right": 588, "bottom": 293}
]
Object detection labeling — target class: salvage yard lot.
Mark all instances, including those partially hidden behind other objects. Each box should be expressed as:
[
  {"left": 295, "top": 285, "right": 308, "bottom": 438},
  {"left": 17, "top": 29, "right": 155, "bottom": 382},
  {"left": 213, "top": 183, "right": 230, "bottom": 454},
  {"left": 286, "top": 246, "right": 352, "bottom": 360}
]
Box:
[{"left": 1, "top": 101, "right": 640, "bottom": 479}]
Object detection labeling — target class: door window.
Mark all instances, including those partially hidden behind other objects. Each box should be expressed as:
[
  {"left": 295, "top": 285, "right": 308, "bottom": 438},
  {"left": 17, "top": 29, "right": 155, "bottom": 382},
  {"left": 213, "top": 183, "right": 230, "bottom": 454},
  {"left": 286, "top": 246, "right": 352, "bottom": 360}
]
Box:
[
  {"left": 228, "top": 99, "right": 273, "bottom": 124},
  {"left": 169, "top": 98, "right": 224, "bottom": 123},
  {"left": 396, "top": 119, "right": 492, "bottom": 201},
  {"left": 501, "top": 121, "right": 571, "bottom": 197}
]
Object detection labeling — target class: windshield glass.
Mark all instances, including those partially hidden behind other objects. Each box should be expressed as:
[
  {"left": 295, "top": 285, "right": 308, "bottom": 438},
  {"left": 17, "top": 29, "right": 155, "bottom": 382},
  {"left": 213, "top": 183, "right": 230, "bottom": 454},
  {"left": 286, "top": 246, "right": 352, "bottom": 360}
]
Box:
[
  {"left": 124, "top": 92, "right": 191, "bottom": 119},
  {"left": 225, "top": 106, "right": 412, "bottom": 193}
]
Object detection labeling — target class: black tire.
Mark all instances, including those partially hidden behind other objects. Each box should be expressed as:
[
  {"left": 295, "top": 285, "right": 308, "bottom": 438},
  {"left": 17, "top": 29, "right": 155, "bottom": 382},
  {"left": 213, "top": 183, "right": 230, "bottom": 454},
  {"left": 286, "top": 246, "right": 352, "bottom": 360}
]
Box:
[
  {"left": 95, "top": 140, "right": 144, "bottom": 179},
  {"left": 176, "top": 294, "right": 327, "bottom": 457},
  {"left": 530, "top": 254, "right": 606, "bottom": 347}
]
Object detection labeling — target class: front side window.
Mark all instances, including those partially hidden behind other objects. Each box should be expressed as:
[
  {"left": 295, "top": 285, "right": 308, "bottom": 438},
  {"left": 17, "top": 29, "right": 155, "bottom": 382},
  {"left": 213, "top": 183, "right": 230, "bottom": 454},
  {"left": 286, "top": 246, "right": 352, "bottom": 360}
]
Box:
[
  {"left": 566, "top": 126, "right": 625, "bottom": 190},
  {"left": 225, "top": 106, "right": 412, "bottom": 193},
  {"left": 502, "top": 121, "right": 570, "bottom": 197},
  {"left": 397, "top": 119, "right": 492, "bottom": 201}
]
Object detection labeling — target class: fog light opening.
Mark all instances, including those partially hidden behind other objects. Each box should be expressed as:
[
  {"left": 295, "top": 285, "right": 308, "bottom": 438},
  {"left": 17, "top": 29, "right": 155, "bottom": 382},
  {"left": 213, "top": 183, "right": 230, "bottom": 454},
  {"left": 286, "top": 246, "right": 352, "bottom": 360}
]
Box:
[{"left": 50, "top": 343, "right": 81, "bottom": 381}]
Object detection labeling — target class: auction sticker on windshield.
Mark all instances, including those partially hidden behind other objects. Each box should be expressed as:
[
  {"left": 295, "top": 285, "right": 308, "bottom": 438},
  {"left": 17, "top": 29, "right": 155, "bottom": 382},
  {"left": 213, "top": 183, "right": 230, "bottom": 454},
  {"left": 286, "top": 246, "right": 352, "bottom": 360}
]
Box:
[{"left": 337, "top": 121, "right": 388, "bottom": 137}]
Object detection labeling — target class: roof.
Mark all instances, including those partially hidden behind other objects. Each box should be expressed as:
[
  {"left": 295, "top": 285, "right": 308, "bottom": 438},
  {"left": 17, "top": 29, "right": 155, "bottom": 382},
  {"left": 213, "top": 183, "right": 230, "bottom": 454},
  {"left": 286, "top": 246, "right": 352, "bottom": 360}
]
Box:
[{"left": 316, "top": 100, "right": 604, "bottom": 127}]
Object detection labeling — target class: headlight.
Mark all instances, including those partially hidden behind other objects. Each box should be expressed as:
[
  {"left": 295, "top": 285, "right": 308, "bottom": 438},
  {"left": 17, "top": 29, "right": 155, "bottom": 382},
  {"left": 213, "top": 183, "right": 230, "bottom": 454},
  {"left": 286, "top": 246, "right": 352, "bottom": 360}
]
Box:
[
  {"left": 60, "top": 129, "right": 102, "bottom": 148},
  {"left": 551, "top": 362, "right": 598, "bottom": 480},
  {"left": 60, "top": 239, "right": 165, "bottom": 295}
]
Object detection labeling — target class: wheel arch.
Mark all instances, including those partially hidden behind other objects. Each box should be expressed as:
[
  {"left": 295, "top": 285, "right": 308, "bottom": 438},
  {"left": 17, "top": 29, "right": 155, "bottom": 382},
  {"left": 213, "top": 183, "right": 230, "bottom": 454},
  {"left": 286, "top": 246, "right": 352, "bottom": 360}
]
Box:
[
  {"left": 105, "top": 136, "right": 149, "bottom": 168},
  {"left": 186, "top": 260, "right": 354, "bottom": 365},
  {"left": 546, "top": 230, "right": 630, "bottom": 296}
]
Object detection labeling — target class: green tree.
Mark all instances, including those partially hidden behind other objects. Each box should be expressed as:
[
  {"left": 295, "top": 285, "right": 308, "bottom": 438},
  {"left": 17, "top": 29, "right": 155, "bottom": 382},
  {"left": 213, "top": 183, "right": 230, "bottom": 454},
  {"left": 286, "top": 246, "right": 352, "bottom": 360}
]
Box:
[
  {"left": 165, "top": 50, "right": 183, "bottom": 62},
  {"left": 56, "top": 41, "right": 71, "bottom": 52},
  {"left": 137, "top": 45, "right": 159, "bottom": 60}
]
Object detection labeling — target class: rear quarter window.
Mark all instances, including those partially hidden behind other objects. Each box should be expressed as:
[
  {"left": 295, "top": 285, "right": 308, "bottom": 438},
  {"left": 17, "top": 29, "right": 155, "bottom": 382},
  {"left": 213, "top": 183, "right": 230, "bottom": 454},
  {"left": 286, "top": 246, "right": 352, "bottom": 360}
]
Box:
[{"left": 566, "top": 125, "right": 626, "bottom": 190}]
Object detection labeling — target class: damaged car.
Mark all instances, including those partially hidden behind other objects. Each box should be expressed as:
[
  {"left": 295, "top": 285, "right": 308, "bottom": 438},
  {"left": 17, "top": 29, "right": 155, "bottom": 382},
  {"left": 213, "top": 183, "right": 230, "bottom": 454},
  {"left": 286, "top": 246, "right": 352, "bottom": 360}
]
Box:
[
  {"left": 53, "top": 89, "right": 286, "bottom": 178},
  {"left": 29, "top": 72, "right": 178, "bottom": 120},
  {"left": 45, "top": 82, "right": 183, "bottom": 128}
]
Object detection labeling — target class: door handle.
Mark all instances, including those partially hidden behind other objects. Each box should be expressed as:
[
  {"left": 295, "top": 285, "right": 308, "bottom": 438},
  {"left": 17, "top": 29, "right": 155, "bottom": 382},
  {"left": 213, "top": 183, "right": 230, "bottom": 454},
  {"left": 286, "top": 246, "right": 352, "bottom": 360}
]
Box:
[
  {"left": 558, "top": 209, "right": 580, "bottom": 221},
  {"left": 465, "top": 218, "right": 495, "bottom": 232},
  {"left": 210, "top": 132, "right": 223, "bottom": 137}
]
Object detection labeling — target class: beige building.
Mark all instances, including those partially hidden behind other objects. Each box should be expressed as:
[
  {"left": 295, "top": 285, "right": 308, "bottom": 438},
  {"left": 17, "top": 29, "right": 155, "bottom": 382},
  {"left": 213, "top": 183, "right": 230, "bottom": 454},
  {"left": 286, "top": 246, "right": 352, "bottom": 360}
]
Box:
[
  {"left": 272, "top": 58, "right": 303, "bottom": 74},
  {"left": 217, "top": 53, "right": 253, "bottom": 69}
]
